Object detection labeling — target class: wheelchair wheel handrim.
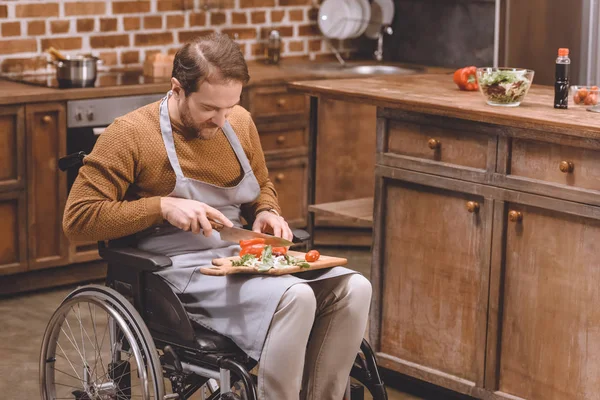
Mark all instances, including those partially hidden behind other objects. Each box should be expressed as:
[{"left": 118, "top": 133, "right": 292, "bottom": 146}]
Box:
[{"left": 40, "top": 288, "right": 164, "bottom": 400}]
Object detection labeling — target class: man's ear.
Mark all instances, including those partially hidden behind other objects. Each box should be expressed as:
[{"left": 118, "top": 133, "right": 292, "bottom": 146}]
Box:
[{"left": 171, "top": 77, "right": 183, "bottom": 98}]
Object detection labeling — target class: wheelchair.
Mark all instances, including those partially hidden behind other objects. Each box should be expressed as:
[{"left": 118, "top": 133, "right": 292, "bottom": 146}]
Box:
[{"left": 40, "top": 152, "right": 388, "bottom": 400}]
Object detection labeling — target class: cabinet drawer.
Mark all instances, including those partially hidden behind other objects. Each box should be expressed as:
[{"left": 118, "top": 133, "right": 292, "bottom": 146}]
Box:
[
  {"left": 249, "top": 86, "right": 307, "bottom": 118},
  {"left": 0, "top": 106, "right": 25, "bottom": 191},
  {"left": 387, "top": 120, "right": 490, "bottom": 170},
  {"left": 268, "top": 158, "right": 307, "bottom": 227},
  {"left": 510, "top": 138, "right": 600, "bottom": 192},
  {"left": 260, "top": 127, "right": 307, "bottom": 153}
]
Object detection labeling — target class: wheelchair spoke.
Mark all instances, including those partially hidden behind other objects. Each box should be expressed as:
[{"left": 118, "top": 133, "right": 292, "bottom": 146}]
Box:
[
  {"left": 76, "top": 303, "right": 86, "bottom": 369},
  {"left": 56, "top": 342, "right": 82, "bottom": 381},
  {"left": 53, "top": 366, "right": 86, "bottom": 382}
]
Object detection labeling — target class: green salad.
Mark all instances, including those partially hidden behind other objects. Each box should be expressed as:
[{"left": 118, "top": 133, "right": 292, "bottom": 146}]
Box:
[
  {"left": 231, "top": 245, "right": 311, "bottom": 272},
  {"left": 478, "top": 70, "right": 532, "bottom": 104}
]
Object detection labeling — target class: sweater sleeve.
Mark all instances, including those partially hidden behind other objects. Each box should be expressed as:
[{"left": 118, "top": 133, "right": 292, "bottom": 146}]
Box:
[
  {"left": 240, "top": 115, "right": 282, "bottom": 220},
  {"left": 62, "top": 118, "right": 163, "bottom": 241}
]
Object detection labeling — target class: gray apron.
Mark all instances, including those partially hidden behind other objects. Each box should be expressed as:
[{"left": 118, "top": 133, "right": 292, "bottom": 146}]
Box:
[{"left": 137, "top": 92, "right": 355, "bottom": 361}]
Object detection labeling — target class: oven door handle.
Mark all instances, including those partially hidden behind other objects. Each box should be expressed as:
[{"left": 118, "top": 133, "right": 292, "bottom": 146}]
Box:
[{"left": 92, "top": 127, "right": 106, "bottom": 136}]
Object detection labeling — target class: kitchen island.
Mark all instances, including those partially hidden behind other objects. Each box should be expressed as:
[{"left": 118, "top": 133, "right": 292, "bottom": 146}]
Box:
[{"left": 289, "top": 74, "right": 600, "bottom": 400}]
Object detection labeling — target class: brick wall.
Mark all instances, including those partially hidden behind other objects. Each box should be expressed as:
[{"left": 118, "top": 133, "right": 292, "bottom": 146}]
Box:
[{"left": 0, "top": 0, "right": 358, "bottom": 73}]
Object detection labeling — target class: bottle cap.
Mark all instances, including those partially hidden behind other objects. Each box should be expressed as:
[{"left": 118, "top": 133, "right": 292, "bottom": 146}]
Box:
[{"left": 558, "top": 48, "right": 569, "bottom": 56}]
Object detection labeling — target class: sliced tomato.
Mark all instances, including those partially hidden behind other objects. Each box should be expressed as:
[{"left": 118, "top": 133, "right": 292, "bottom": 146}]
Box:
[
  {"left": 272, "top": 247, "right": 288, "bottom": 256},
  {"left": 305, "top": 250, "right": 320, "bottom": 262},
  {"left": 239, "top": 238, "right": 266, "bottom": 248},
  {"left": 239, "top": 244, "right": 265, "bottom": 258}
]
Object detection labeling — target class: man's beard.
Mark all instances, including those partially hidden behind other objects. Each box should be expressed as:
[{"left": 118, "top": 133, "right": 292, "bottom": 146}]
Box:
[{"left": 179, "top": 100, "right": 220, "bottom": 139}]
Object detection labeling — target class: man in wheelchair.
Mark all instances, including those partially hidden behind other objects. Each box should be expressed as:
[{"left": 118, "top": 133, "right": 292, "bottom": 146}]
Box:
[{"left": 54, "top": 33, "right": 381, "bottom": 400}]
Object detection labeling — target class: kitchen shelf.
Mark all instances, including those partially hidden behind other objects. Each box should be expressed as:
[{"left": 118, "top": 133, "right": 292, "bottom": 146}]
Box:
[{"left": 308, "top": 197, "right": 373, "bottom": 227}]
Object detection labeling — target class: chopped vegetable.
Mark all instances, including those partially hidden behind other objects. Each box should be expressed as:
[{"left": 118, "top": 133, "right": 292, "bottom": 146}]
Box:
[
  {"left": 305, "top": 250, "right": 320, "bottom": 262},
  {"left": 239, "top": 244, "right": 266, "bottom": 258},
  {"left": 478, "top": 69, "right": 532, "bottom": 104},
  {"left": 239, "top": 238, "right": 266, "bottom": 247},
  {"left": 453, "top": 66, "right": 479, "bottom": 91},
  {"left": 232, "top": 245, "right": 310, "bottom": 272}
]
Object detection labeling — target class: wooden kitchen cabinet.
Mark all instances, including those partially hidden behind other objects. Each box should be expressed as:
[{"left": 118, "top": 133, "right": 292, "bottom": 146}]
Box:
[
  {"left": 25, "top": 102, "right": 69, "bottom": 270},
  {"left": 370, "top": 106, "right": 600, "bottom": 399},
  {"left": 267, "top": 157, "right": 308, "bottom": 227},
  {"left": 379, "top": 181, "right": 489, "bottom": 385},
  {"left": 0, "top": 105, "right": 27, "bottom": 275},
  {"left": 0, "top": 105, "right": 25, "bottom": 193},
  {"left": 0, "top": 191, "right": 28, "bottom": 275},
  {"left": 244, "top": 83, "right": 309, "bottom": 228},
  {"left": 487, "top": 202, "right": 600, "bottom": 400}
]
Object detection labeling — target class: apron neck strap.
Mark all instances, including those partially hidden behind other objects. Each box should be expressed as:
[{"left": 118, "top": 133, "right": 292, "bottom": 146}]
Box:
[
  {"left": 159, "top": 91, "right": 185, "bottom": 179},
  {"left": 159, "top": 91, "right": 254, "bottom": 178}
]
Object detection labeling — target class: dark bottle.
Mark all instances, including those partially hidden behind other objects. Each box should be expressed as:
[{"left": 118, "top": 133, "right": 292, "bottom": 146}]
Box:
[{"left": 554, "top": 48, "right": 570, "bottom": 109}]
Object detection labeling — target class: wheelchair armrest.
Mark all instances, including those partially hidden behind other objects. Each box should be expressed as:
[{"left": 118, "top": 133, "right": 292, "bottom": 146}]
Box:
[
  {"left": 99, "top": 243, "right": 172, "bottom": 271},
  {"left": 291, "top": 228, "right": 311, "bottom": 243}
]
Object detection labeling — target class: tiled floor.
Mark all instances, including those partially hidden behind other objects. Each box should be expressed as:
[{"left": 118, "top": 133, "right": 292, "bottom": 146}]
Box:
[{"left": 0, "top": 246, "right": 470, "bottom": 399}]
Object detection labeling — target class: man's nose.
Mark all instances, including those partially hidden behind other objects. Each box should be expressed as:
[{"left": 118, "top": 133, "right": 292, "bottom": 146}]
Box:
[{"left": 212, "top": 110, "right": 227, "bottom": 128}]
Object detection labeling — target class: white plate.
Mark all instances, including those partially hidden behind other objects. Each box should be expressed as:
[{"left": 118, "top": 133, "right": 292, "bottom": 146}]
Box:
[
  {"left": 353, "top": 0, "right": 371, "bottom": 38},
  {"left": 346, "top": 0, "right": 363, "bottom": 39},
  {"left": 318, "top": 0, "right": 350, "bottom": 39},
  {"left": 364, "top": 0, "right": 395, "bottom": 39}
]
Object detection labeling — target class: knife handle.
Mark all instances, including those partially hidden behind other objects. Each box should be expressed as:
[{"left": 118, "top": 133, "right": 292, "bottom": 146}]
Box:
[{"left": 209, "top": 220, "right": 225, "bottom": 231}]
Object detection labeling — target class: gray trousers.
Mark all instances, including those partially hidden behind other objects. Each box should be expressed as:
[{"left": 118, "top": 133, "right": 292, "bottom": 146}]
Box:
[{"left": 257, "top": 273, "right": 372, "bottom": 400}]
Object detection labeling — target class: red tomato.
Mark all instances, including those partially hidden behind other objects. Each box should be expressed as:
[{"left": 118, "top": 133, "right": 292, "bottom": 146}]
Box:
[
  {"left": 577, "top": 88, "right": 589, "bottom": 100},
  {"left": 272, "top": 247, "right": 288, "bottom": 256},
  {"left": 574, "top": 94, "right": 581, "bottom": 104},
  {"left": 239, "top": 238, "right": 266, "bottom": 248},
  {"left": 305, "top": 250, "right": 320, "bottom": 262},
  {"left": 239, "top": 244, "right": 265, "bottom": 259},
  {"left": 585, "top": 93, "right": 598, "bottom": 105}
]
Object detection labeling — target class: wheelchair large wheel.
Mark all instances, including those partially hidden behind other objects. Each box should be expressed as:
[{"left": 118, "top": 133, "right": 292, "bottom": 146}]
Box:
[{"left": 40, "top": 285, "right": 165, "bottom": 400}]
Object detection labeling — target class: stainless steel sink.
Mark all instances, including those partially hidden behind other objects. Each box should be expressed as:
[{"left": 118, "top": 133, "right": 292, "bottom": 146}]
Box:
[{"left": 288, "top": 63, "right": 421, "bottom": 75}]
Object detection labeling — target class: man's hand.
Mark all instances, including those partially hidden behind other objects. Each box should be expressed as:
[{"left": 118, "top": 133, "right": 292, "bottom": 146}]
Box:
[
  {"left": 252, "top": 210, "right": 293, "bottom": 241},
  {"left": 160, "top": 197, "right": 233, "bottom": 237}
]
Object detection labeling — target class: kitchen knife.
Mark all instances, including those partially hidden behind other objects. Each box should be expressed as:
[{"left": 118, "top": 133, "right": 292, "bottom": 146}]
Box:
[{"left": 210, "top": 221, "right": 294, "bottom": 247}]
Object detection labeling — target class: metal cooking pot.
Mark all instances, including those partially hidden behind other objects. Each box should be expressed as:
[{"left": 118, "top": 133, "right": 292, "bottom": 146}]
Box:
[{"left": 51, "top": 55, "right": 101, "bottom": 88}]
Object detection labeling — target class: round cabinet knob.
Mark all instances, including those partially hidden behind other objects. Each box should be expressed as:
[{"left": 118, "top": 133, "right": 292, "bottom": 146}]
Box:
[
  {"left": 276, "top": 98, "right": 287, "bottom": 108},
  {"left": 42, "top": 115, "right": 52, "bottom": 124},
  {"left": 466, "top": 201, "right": 480, "bottom": 213},
  {"left": 559, "top": 160, "right": 574, "bottom": 173},
  {"left": 276, "top": 135, "right": 286, "bottom": 144},
  {"left": 428, "top": 138, "right": 440, "bottom": 150},
  {"left": 508, "top": 210, "right": 523, "bottom": 222},
  {"left": 275, "top": 173, "right": 285, "bottom": 183}
]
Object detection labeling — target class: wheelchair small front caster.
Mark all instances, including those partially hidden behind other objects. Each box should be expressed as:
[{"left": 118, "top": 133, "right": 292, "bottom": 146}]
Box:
[{"left": 221, "top": 393, "right": 242, "bottom": 400}]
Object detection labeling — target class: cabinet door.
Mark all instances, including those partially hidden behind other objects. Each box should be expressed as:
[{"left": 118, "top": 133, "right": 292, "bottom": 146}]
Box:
[
  {"left": 377, "top": 181, "right": 490, "bottom": 386},
  {"left": 267, "top": 157, "right": 307, "bottom": 228},
  {"left": 26, "top": 103, "right": 69, "bottom": 270},
  {"left": 0, "top": 191, "right": 27, "bottom": 275},
  {"left": 0, "top": 105, "right": 25, "bottom": 192},
  {"left": 315, "top": 99, "right": 377, "bottom": 227},
  {"left": 495, "top": 203, "right": 600, "bottom": 400}
]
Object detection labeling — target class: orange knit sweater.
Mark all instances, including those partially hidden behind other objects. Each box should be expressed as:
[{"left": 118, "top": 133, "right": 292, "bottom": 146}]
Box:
[{"left": 63, "top": 101, "right": 281, "bottom": 241}]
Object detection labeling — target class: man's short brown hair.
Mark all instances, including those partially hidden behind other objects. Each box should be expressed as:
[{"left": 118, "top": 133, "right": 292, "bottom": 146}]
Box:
[{"left": 172, "top": 32, "right": 250, "bottom": 96}]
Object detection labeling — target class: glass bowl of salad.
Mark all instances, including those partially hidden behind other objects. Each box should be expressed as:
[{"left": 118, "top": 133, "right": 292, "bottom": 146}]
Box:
[
  {"left": 570, "top": 85, "right": 599, "bottom": 106},
  {"left": 476, "top": 67, "right": 535, "bottom": 107}
]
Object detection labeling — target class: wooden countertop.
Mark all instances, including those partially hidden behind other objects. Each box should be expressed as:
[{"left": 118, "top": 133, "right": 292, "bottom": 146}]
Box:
[
  {"left": 0, "top": 59, "right": 449, "bottom": 106},
  {"left": 289, "top": 73, "right": 600, "bottom": 140}
]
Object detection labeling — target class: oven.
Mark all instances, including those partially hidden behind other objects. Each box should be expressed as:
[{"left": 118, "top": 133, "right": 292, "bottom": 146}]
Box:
[{"left": 66, "top": 93, "right": 164, "bottom": 192}]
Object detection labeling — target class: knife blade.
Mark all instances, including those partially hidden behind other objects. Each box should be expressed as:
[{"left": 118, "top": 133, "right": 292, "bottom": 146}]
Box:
[{"left": 211, "top": 221, "right": 294, "bottom": 247}]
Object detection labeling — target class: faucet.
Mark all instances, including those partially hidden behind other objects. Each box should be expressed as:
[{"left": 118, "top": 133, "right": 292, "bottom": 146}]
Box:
[{"left": 374, "top": 25, "right": 393, "bottom": 62}]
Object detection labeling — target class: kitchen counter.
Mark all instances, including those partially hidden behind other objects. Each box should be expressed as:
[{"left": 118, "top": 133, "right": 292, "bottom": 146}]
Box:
[
  {"left": 289, "top": 73, "right": 600, "bottom": 140},
  {"left": 291, "top": 73, "right": 600, "bottom": 400},
  {"left": 0, "top": 59, "right": 449, "bottom": 106}
]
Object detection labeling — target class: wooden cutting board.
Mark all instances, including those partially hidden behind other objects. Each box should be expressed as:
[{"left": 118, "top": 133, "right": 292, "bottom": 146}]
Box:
[{"left": 199, "top": 251, "right": 348, "bottom": 276}]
